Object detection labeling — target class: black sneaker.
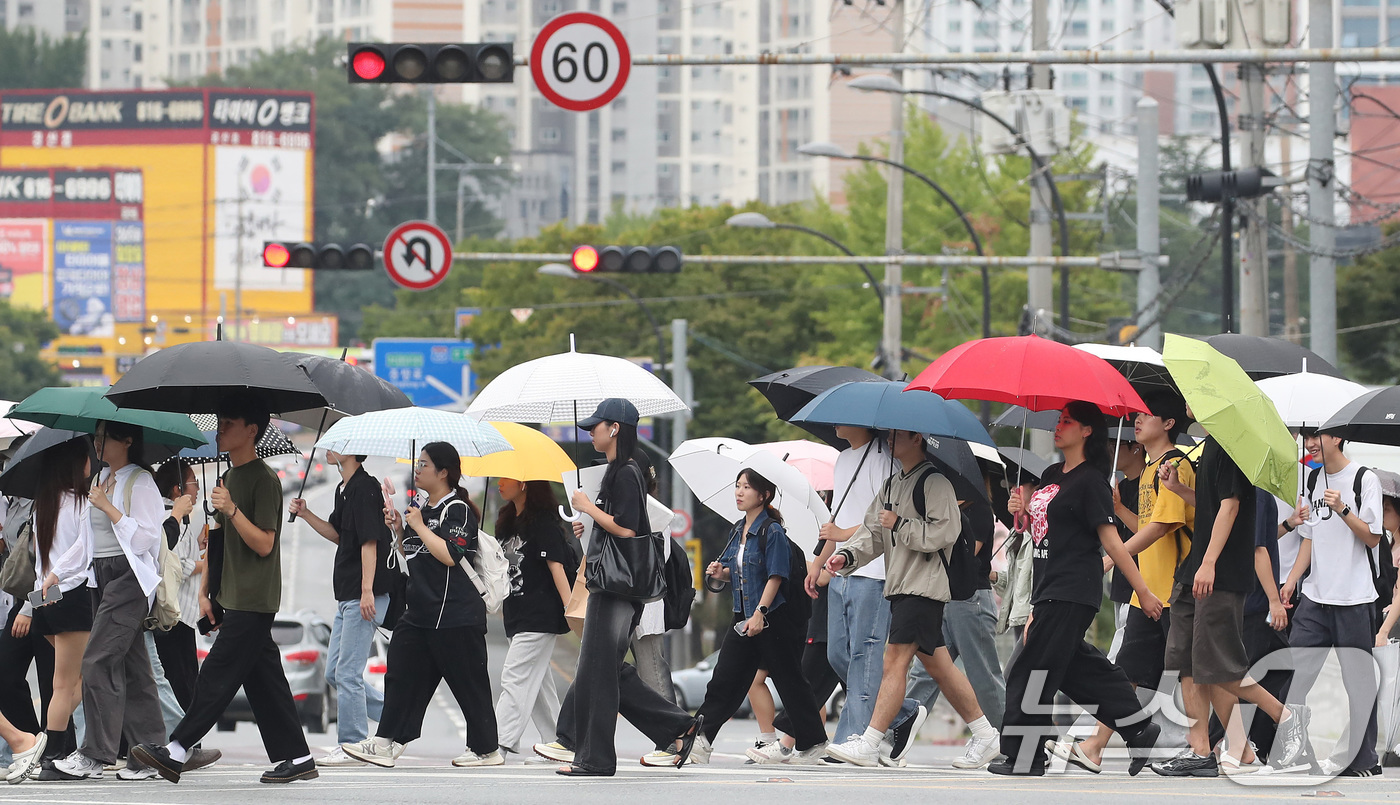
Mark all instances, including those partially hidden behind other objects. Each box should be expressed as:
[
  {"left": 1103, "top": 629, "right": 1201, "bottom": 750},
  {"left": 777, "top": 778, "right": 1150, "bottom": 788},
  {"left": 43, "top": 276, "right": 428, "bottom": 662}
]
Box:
[
  {"left": 888, "top": 705, "right": 928, "bottom": 765},
  {"left": 33, "top": 759, "right": 66, "bottom": 782},
  {"left": 1339, "top": 764, "right": 1383, "bottom": 778},
  {"left": 1126, "top": 721, "right": 1162, "bottom": 777},
  {"left": 1150, "top": 750, "right": 1219, "bottom": 777},
  {"left": 129, "top": 744, "right": 183, "bottom": 784},
  {"left": 1273, "top": 704, "right": 1313, "bottom": 770},
  {"left": 987, "top": 756, "right": 1045, "bottom": 776},
  {"left": 1383, "top": 751, "right": 1400, "bottom": 769},
  {"left": 260, "top": 759, "right": 318, "bottom": 784}
]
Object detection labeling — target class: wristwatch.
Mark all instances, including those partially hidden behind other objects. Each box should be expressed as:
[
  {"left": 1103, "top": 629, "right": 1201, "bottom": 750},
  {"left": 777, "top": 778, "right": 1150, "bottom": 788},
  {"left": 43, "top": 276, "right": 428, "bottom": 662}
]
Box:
[
  {"left": 758, "top": 605, "right": 769, "bottom": 615},
  {"left": 1341, "top": 505, "right": 1352, "bottom": 518}
]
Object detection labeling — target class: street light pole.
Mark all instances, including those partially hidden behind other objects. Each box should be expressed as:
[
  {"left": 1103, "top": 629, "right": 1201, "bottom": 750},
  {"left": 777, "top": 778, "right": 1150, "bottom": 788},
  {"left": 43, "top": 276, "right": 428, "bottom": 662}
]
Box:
[
  {"left": 536, "top": 264, "right": 668, "bottom": 379},
  {"left": 725, "top": 212, "right": 883, "bottom": 305}
]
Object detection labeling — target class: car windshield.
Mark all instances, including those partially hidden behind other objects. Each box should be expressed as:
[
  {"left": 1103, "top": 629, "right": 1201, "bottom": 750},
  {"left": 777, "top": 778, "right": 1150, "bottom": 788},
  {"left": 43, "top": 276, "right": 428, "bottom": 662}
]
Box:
[{"left": 270, "top": 622, "right": 305, "bottom": 646}]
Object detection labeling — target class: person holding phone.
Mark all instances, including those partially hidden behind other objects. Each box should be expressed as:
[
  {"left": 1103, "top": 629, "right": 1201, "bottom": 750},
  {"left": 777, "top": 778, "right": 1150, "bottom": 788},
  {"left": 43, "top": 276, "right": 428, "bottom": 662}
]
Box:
[{"left": 28, "top": 436, "right": 93, "bottom": 780}]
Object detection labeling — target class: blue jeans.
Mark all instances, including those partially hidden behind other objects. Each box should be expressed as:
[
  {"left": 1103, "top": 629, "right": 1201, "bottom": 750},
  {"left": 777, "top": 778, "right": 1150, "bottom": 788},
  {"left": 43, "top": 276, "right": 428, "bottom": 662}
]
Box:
[
  {"left": 827, "top": 575, "right": 917, "bottom": 739},
  {"left": 906, "top": 588, "right": 1007, "bottom": 729},
  {"left": 145, "top": 631, "right": 186, "bottom": 738},
  {"left": 325, "top": 595, "right": 388, "bottom": 744}
]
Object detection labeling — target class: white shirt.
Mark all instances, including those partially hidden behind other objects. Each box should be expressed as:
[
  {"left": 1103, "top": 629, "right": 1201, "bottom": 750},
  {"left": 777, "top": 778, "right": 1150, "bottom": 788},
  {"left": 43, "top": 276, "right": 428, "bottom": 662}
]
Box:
[
  {"left": 634, "top": 496, "right": 676, "bottom": 639},
  {"left": 1273, "top": 494, "right": 1303, "bottom": 585},
  {"left": 38, "top": 493, "right": 93, "bottom": 594},
  {"left": 1298, "top": 462, "right": 1384, "bottom": 606},
  {"left": 832, "top": 440, "right": 894, "bottom": 580},
  {"left": 91, "top": 465, "right": 165, "bottom": 600}
]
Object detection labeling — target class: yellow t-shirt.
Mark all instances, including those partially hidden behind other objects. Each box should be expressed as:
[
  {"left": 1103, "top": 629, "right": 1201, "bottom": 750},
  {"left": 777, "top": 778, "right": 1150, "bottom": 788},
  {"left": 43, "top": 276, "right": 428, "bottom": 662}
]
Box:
[{"left": 1131, "top": 449, "right": 1196, "bottom": 607}]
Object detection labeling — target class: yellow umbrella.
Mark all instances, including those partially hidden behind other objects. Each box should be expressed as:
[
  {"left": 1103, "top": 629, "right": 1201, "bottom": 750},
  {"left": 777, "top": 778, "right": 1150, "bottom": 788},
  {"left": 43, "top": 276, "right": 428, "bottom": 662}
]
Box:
[{"left": 459, "top": 421, "right": 575, "bottom": 482}]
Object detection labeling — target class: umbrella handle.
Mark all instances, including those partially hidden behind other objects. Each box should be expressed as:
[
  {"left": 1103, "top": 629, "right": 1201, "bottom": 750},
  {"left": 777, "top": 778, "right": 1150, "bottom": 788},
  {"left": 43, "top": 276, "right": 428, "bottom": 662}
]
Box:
[{"left": 558, "top": 504, "right": 582, "bottom": 523}]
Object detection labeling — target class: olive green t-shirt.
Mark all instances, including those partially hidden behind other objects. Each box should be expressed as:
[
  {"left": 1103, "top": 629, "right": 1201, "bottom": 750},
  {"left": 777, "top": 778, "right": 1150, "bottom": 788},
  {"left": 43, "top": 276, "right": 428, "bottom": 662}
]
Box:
[{"left": 214, "top": 459, "right": 282, "bottom": 613}]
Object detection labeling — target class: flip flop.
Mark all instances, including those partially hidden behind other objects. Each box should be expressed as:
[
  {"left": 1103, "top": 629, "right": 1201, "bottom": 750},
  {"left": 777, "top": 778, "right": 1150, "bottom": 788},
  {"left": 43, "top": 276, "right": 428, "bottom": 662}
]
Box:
[
  {"left": 556, "top": 765, "right": 612, "bottom": 777},
  {"left": 674, "top": 715, "right": 705, "bottom": 769},
  {"left": 1044, "top": 738, "right": 1102, "bottom": 774}
]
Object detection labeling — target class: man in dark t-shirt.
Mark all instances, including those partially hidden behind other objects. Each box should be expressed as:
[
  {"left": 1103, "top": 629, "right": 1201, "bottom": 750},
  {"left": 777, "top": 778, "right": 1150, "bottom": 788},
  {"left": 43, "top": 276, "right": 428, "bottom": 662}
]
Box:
[{"left": 290, "top": 452, "right": 393, "bottom": 765}]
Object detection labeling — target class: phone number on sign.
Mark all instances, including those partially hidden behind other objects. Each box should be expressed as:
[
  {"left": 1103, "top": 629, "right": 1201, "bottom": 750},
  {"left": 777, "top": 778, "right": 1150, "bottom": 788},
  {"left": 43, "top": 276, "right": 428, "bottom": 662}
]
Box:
[{"left": 209, "top": 130, "right": 312, "bottom": 149}]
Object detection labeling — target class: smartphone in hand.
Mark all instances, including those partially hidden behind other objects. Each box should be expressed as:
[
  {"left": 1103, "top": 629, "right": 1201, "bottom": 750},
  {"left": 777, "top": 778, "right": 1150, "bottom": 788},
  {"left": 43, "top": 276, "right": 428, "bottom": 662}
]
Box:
[{"left": 27, "top": 586, "right": 61, "bottom": 608}]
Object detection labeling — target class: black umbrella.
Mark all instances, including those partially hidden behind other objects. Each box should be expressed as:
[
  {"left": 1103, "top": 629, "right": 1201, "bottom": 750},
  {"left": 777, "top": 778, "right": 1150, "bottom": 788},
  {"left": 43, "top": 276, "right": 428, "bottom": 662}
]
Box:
[
  {"left": 1319, "top": 387, "right": 1400, "bottom": 446},
  {"left": 992, "top": 446, "right": 1051, "bottom": 484},
  {"left": 1203, "top": 334, "right": 1346, "bottom": 381},
  {"left": 992, "top": 405, "right": 1060, "bottom": 432},
  {"left": 105, "top": 341, "right": 327, "bottom": 415},
  {"left": 282, "top": 353, "right": 412, "bottom": 430},
  {"left": 0, "top": 428, "right": 99, "bottom": 499},
  {"left": 922, "top": 434, "right": 989, "bottom": 504},
  {"left": 749, "top": 365, "right": 885, "bottom": 448}
]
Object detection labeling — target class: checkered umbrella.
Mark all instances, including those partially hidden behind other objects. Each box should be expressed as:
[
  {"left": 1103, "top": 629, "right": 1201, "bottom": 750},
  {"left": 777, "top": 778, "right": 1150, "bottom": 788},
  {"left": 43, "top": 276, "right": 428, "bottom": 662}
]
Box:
[
  {"left": 179, "top": 415, "right": 299, "bottom": 465},
  {"left": 314, "top": 408, "right": 511, "bottom": 461}
]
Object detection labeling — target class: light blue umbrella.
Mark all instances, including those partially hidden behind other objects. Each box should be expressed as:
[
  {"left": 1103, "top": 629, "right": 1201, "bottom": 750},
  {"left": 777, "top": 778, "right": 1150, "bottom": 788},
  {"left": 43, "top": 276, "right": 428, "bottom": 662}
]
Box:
[
  {"left": 790, "top": 380, "right": 995, "bottom": 446},
  {"left": 314, "top": 408, "right": 511, "bottom": 461}
]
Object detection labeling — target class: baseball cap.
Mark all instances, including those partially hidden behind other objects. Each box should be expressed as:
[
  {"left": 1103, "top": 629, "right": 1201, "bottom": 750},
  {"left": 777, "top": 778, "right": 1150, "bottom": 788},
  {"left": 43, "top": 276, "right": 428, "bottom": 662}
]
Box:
[{"left": 578, "top": 397, "right": 640, "bottom": 430}]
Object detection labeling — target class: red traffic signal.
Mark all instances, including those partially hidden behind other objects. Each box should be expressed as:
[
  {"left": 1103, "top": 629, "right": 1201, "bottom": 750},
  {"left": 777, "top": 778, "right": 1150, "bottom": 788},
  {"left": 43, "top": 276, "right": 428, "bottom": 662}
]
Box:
[
  {"left": 262, "top": 242, "right": 291, "bottom": 268},
  {"left": 347, "top": 43, "right": 514, "bottom": 84},
  {"left": 571, "top": 245, "right": 600, "bottom": 273},
  {"left": 262, "top": 241, "right": 374, "bottom": 270},
  {"left": 569, "top": 245, "right": 683, "bottom": 274}
]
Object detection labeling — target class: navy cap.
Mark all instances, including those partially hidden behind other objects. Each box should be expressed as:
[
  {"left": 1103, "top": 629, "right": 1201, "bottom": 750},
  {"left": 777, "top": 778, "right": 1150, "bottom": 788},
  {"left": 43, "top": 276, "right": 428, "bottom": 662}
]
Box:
[{"left": 578, "top": 397, "right": 640, "bottom": 430}]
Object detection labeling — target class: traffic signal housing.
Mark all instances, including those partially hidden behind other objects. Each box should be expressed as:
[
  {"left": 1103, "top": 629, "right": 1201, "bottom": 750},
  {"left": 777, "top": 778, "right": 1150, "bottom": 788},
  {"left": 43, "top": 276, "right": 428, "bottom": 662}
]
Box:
[
  {"left": 570, "top": 245, "right": 683, "bottom": 274},
  {"left": 347, "top": 43, "right": 514, "bottom": 84},
  {"left": 1186, "top": 166, "right": 1278, "bottom": 203},
  {"left": 263, "top": 242, "right": 375, "bottom": 271}
]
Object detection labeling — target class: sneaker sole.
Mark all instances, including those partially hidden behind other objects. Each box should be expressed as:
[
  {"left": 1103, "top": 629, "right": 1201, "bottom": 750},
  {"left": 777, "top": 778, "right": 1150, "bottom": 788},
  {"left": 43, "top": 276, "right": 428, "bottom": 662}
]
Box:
[
  {"left": 260, "top": 768, "right": 319, "bottom": 784},
  {"left": 129, "top": 746, "right": 181, "bottom": 784},
  {"left": 341, "top": 748, "right": 394, "bottom": 769},
  {"left": 451, "top": 759, "right": 505, "bottom": 768},
  {"left": 744, "top": 749, "right": 788, "bottom": 764},
  {"left": 826, "top": 749, "right": 879, "bottom": 767},
  {"left": 533, "top": 747, "right": 575, "bottom": 764},
  {"left": 638, "top": 756, "right": 679, "bottom": 768}
]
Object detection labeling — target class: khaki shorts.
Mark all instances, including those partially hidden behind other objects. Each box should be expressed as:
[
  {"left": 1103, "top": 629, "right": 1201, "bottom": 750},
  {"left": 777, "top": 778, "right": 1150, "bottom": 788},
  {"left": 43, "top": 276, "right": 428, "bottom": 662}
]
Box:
[{"left": 1163, "top": 583, "right": 1249, "bottom": 685}]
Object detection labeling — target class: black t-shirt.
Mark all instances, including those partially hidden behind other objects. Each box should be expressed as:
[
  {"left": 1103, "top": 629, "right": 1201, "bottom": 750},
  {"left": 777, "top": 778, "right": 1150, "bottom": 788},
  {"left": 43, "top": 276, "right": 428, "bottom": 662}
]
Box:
[
  {"left": 501, "top": 514, "right": 576, "bottom": 637},
  {"left": 1028, "top": 461, "right": 1117, "bottom": 609},
  {"left": 1176, "top": 438, "right": 1256, "bottom": 594},
  {"left": 1109, "top": 474, "right": 1142, "bottom": 604},
  {"left": 328, "top": 467, "right": 393, "bottom": 602},
  {"left": 967, "top": 500, "right": 995, "bottom": 591},
  {"left": 1245, "top": 488, "right": 1280, "bottom": 615},
  {"left": 585, "top": 461, "right": 648, "bottom": 575},
  {"left": 402, "top": 491, "right": 485, "bottom": 630}
]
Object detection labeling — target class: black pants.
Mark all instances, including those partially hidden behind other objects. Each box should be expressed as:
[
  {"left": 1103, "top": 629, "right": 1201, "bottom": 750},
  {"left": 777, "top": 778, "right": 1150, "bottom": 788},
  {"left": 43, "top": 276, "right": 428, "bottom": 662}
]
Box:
[
  {"left": 772, "top": 639, "right": 842, "bottom": 739},
  {"left": 153, "top": 623, "right": 199, "bottom": 710},
  {"left": 0, "top": 604, "right": 57, "bottom": 735},
  {"left": 169, "top": 610, "right": 309, "bottom": 762},
  {"left": 376, "top": 623, "right": 497, "bottom": 754},
  {"left": 700, "top": 608, "right": 827, "bottom": 750},
  {"left": 1001, "top": 601, "right": 1151, "bottom": 769},
  {"left": 1208, "top": 613, "right": 1292, "bottom": 761},
  {"left": 556, "top": 592, "right": 692, "bottom": 774}
]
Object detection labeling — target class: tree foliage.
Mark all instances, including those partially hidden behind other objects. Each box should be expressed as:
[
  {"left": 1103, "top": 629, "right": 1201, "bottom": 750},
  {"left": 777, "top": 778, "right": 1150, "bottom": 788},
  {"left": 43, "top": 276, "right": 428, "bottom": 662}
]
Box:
[
  {"left": 1339, "top": 223, "right": 1400, "bottom": 383},
  {"left": 0, "top": 28, "right": 86, "bottom": 90},
  {"left": 0, "top": 301, "right": 63, "bottom": 398}
]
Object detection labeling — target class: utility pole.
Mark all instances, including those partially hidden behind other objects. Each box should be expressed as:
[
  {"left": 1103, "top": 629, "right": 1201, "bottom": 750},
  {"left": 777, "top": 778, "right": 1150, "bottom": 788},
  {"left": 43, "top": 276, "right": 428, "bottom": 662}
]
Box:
[
  {"left": 670, "top": 318, "right": 696, "bottom": 667},
  {"left": 1027, "top": 0, "right": 1053, "bottom": 338},
  {"left": 881, "top": 0, "right": 906, "bottom": 380},
  {"left": 1308, "top": 0, "right": 1338, "bottom": 362},
  {"left": 234, "top": 196, "right": 244, "bottom": 342},
  {"left": 1136, "top": 97, "right": 1161, "bottom": 349},
  {"left": 1237, "top": 2, "right": 1269, "bottom": 336},
  {"left": 426, "top": 88, "right": 437, "bottom": 225},
  {"left": 1280, "top": 133, "right": 1301, "bottom": 343}
]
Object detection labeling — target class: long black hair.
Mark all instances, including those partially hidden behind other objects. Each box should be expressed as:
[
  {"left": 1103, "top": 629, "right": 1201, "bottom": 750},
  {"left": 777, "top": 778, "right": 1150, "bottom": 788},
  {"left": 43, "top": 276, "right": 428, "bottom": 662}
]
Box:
[
  {"left": 598, "top": 421, "right": 639, "bottom": 500},
  {"left": 421, "top": 441, "right": 482, "bottom": 523},
  {"left": 494, "top": 480, "right": 561, "bottom": 537},
  {"left": 1064, "top": 401, "right": 1111, "bottom": 476},
  {"left": 102, "top": 420, "right": 154, "bottom": 474},
  {"left": 35, "top": 437, "right": 91, "bottom": 572},
  {"left": 737, "top": 467, "right": 784, "bottom": 525}
]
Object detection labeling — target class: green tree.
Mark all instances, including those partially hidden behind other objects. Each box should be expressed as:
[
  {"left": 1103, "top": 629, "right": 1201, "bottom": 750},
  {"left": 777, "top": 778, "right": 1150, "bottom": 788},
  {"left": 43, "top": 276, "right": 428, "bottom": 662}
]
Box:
[
  {"left": 0, "top": 28, "right": 86, "bottom": 89},
  {"left": 0, "top": 301, "right": 63, "bottom": 397},
  {"left": 1339, "top": 225, "right": 1400, "bottom": 383}
]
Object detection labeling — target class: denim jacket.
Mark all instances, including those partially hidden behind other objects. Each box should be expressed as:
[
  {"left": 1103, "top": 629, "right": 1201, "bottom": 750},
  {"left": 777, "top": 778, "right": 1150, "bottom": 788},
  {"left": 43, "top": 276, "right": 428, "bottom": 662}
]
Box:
[{"left": 719, "top": 509, "right": 790, "bottom": 617}]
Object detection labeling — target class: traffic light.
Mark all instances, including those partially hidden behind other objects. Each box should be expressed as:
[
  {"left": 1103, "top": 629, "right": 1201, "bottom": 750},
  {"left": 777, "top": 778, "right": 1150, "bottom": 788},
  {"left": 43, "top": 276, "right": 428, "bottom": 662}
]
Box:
[
  {"left": 1185, "top": 166, "right": 1277, "bottom": 203},
  {"left": 347, "top": 43, "right": 514, "bottom": 84},
  {"left": 262, "top": 242, "right": 375, "bottom": 271},
  {"left": 569, "top": 245, "right": 683, "bottom": 274}
]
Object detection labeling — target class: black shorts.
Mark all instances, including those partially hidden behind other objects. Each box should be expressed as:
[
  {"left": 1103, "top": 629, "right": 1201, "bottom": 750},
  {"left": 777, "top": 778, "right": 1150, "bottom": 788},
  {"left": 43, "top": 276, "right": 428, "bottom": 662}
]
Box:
[
  {"left": 31, "top": 585, "right": 94, "bottom": 636},
  {"left": 1116, "top": 604, "right": 1172, "bottom": 689},
  {"left": 887, "top": 595, "right": 946, "bottom": 656}
]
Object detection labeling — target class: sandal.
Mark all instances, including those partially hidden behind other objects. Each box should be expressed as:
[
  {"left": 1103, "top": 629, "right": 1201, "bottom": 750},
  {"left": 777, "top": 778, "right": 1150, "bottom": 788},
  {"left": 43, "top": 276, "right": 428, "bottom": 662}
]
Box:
[
  {"left": 556, "top": 764, "right": 613, "bottom": 777},
  {"left": 674, "top": 715, "right": 705, "bottom": 769}
]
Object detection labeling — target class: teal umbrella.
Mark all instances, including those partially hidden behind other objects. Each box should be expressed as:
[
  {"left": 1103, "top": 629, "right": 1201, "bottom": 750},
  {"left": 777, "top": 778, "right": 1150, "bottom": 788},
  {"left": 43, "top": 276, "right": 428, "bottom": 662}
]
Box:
[{"left": 8, "top": 386, "right": 206, "bottom": 449}]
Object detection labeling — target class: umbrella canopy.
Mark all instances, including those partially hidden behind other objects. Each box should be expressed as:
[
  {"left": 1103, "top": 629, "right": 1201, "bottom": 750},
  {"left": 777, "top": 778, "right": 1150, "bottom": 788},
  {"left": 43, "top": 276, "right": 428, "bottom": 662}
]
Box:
[
  {"left": 1163, "top": 333, "right": 1299, "bottom": 502},
  {"left": 790, "top": 381, "right": 994, "bottom": 447},
  {"left": 106, "top": 340, "right": 328, "bottom": 415},
  {"left": 0, "top": 428, "right": 98, "bottom": 498},
  {"left": 1255, "top": 371, "right": 1369, "bottom": 429},
  {"left": 991, "top": 405, "right": 1060, "bottom": 432},
  {"left": 9, "top": 386, "right": 206, "bottom": 449},
  {"left": 907, "top": 334, "right": 1150, "bottom": 417},
  {"left": 316, "top": 408, "right": 511, "bottom": 461},
  {"left": 1074, "top": 343, "right": 1175, "bottom": 394},
  {"left": 749, "top": 366, "right": 885, "bottom": 448},
  {"left": 995, "top": 446, "right": 1051, "bottom": 483},
  {"left": 757, "top": 440, "right": 841, "bottom": 492},
  {"left": 1203, "top": 333, "right": 1346, "bottom": 380},
  {"left": 460, "top": 422, "right": 575, "bottom": 482},
  {"left": 923, "top": 434, "right": 989, "bottom": 504},
  {"left": 466, "top": 339, "right": 687, "bottom": 423},
  {"left": 281, "top": 353, "right": 413, "bottom": 431},
  {"left": 177, "top": 426, "right": 299, "bottom": 465},
  {"left": 0, "top": 401, "right": 41, "bottom": 451},
  {"left": 668, "top": 437, "right": 830, "bottom": 552},
  {"left": 1319, "top": 387, "right": 1400, "bottom": 447}
]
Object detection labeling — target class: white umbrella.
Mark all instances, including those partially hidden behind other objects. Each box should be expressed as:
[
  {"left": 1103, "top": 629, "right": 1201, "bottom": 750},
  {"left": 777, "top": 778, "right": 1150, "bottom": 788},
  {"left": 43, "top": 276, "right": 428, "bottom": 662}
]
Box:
[
  {"left": 466, "top": 335, "right": 687, "bottom": 424},
  {"left": 668, "top": 437, "right": 830, "bottom": 553},
  {"left": 315, "top": 407, "right": 511, "bottom": 460},
  {"left": 1255, "top": 371, "right": 1370, "bottom": 428},
  {"left": 563, "top": 464, "right": 677, "bottom": 548},
  {"left": 1074, "top": 343, "right": 1173, "bottom": 391},
  {"left": 0, "top": 401, "right": 41, "bottom": 451}
]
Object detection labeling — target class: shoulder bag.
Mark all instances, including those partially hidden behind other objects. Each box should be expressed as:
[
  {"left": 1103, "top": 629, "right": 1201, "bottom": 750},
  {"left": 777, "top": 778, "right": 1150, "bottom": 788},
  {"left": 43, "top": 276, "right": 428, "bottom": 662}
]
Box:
[{"left": 587, "top": 464, "right": 667, "bottom": 602}]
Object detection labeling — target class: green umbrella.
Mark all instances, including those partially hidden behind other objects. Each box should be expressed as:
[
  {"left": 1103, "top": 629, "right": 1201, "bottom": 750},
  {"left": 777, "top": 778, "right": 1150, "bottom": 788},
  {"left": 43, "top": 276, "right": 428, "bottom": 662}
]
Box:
[
  {"left": 1162, "top": 334, "right": 1298, "bottom": 502},
  {"left": 8, "top": 386, "right": 206, "bottom": 448}
]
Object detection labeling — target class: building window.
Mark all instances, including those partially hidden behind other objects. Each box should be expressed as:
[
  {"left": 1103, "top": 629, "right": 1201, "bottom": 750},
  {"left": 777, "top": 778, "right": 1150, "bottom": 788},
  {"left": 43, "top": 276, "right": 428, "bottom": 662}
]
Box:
[
  {"left": 1067, "top": 20, "right": 1088, "bottom": 37},
  {"left": 539, "top": 127, "right": 561, "bottom": 143}
]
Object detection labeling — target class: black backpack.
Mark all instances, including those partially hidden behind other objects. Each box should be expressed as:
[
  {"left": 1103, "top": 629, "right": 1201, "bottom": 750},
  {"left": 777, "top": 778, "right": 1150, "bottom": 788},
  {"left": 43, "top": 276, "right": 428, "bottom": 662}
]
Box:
[
  {"left": 911, "top": 466, "right": 978, "bottom": 602},
  {"left": 1151, "top": 448, "right": 1197, "bottom": 568},
  {"left": 1305, "top": 465, "right": 1396, "bottom": 604},
  {"left": 754, "top": 522, "right": 812, "bottom": 625},
  {"left": 661, "top": 536, "right": 695, "bottom": 630}
]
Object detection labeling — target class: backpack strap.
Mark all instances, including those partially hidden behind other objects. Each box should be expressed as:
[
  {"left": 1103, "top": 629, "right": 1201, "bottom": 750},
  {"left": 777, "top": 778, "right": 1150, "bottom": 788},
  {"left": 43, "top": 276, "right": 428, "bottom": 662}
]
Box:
[
  {"left": 121, "top": 468, "right": 150, "bottom": 515},
  {"left": 1305, "top": 466, "right": 1322, "bottom": 500},
  {"left": 911, "top": 466, "right": 940, "bottom": 521}
]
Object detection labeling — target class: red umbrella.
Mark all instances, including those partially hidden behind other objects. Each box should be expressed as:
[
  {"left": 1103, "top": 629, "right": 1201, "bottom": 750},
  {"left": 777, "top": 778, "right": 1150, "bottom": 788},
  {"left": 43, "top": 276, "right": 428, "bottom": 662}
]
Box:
[{"left": 907, "top": 335, "right": 1149, "bottom": 417}]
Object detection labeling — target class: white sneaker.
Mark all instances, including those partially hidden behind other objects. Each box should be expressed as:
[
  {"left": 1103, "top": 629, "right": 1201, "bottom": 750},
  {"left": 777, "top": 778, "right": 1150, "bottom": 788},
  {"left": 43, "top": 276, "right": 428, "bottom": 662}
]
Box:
[
  {"left": 340, "top": 738, "right": 402, "bottom": 768},
  {"left": 688, "top": 735, "right": 712, "bottom": 765},
  {"left": 452, "top": 749, "right": 504, "bottom": 767},
  {"left": 115, "top": 765, "right": 159, "bottom": 781},
  {"left": 1317, "top": 758, "right": 1344, "bottom": 777},
  {"left": 952, "top": 730, "right": 1000, "bottom": 769},
  {"left": 787, "top": 742, "right": 830, "bottom": 766},
  {"left": 53, "top": 751, "right": 104, "bottom": 780},
  {"left": 533, "top": 742, "right": 575, "bottom": 764},
  {"left": 315, "top": 746, "right": 365, "bottom": 767},
  {"left": 640, "top": 749, "right": 680, "bottom": 767},
  {"left": 826, "top": 735, "right": 881, "bottom": 767},
  {"left": 745, "top": 741, "right": 793, "bottom": 764}
]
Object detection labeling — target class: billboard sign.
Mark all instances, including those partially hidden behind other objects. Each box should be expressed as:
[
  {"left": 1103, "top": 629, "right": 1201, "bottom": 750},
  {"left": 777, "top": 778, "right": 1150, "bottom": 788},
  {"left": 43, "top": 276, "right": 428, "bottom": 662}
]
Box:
[{"left": 52, "top": 220, "right": 114, "bottom": 337}]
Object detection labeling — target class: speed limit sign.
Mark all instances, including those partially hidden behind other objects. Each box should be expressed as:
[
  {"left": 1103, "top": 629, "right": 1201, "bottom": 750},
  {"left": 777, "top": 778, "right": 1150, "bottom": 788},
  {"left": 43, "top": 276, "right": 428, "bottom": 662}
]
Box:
[{"left": 530, "top": 12, "right": 631, "bottom": 112}]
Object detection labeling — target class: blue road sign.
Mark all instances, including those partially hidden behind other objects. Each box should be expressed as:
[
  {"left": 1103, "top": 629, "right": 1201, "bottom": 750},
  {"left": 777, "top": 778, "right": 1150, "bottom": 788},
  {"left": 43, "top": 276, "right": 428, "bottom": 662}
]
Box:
[{"left": 372, "top": 338, "right": 476, "bottom": 408}]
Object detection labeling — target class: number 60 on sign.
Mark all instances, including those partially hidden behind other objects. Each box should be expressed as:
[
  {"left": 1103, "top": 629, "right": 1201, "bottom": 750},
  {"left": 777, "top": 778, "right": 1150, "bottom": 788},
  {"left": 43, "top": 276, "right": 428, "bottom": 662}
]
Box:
[{"left": 530, "top": 12, "right": 631, "bottom": 112}]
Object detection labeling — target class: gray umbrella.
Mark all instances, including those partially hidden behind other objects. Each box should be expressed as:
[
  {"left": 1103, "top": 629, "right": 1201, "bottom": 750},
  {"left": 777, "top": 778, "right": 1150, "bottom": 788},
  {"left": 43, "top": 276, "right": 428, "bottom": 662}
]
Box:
[
  {"left": 281, "top": 353, "right": 413, "bottom": 431},
  {"left": 0, "top": 428, "right": 99, "bottom": 499}
]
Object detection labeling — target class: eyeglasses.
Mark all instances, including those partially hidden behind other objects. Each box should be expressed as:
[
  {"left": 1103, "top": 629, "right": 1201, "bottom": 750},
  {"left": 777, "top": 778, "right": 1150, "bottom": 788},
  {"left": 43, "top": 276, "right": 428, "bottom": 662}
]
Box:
[{"left": 415, "top": 460, "right": 433, "bottom": 471}]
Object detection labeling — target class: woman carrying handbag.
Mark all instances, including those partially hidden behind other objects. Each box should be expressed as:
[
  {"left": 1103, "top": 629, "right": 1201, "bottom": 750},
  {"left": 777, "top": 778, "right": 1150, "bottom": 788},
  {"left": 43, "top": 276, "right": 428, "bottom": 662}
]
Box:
[{"left": 543, "top": 399, "right": 701, "bottom": 777}]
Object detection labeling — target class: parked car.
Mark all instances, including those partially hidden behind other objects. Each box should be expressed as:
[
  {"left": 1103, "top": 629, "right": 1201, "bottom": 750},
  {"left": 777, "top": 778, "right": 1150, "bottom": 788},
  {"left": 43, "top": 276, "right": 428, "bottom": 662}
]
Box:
[
  {"left": 201, "top": 610, "right": 339, "bottom": 733},
  {"left": 670, "top": 651, "right": 844, "bottom": 720}
]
